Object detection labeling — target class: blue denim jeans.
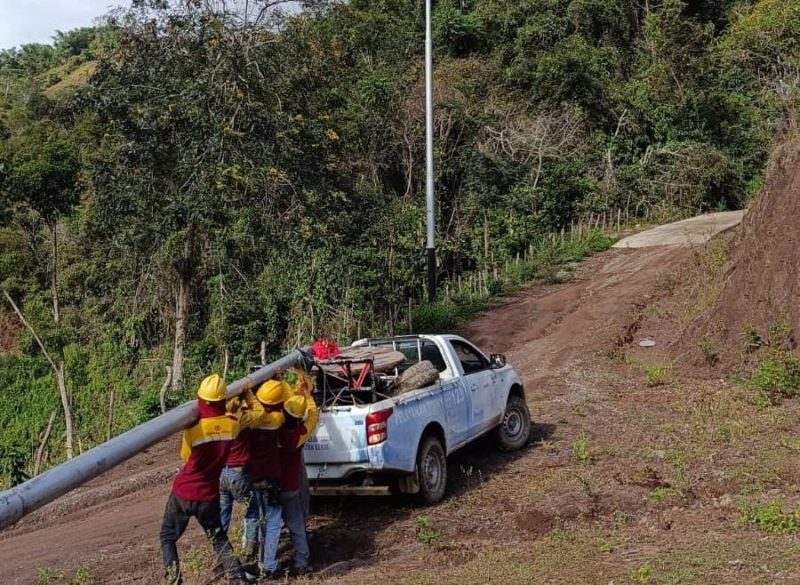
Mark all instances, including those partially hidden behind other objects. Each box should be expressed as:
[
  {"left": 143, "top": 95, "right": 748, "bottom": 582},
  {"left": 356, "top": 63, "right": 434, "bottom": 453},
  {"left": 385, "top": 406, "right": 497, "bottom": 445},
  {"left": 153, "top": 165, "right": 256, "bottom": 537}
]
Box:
[
  {"left": 219, "top": 467, "right": 257, "bottom": 544},
  {"left": 251, "top": 484, "right": 282, "bottom": 572},
  {"left": 280, "top": 490, "right": 311, "bottom": 569}
]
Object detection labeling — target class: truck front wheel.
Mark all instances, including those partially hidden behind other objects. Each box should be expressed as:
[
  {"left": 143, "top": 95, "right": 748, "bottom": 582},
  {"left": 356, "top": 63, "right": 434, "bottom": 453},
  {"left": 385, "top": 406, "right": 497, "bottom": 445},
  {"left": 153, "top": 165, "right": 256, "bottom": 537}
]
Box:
[
  {"left": 496, "top": 395, "right": 532, "bottom": 451},
  {"left": 415, "top": 435, "right": 447, "bottom": 504}
]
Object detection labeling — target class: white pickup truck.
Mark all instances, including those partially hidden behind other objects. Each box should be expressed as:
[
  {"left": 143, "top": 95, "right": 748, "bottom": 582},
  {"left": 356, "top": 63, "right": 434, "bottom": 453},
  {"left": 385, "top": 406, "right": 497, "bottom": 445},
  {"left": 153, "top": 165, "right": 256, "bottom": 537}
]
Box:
[{"left": 304, "top": 334, "right": 531, "bottom": 503}]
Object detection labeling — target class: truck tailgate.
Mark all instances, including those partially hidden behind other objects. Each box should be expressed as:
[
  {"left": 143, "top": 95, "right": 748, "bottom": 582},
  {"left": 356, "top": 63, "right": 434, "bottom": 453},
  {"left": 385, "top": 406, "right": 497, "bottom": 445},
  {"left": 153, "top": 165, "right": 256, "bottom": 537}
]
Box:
[{"left": 304, "top": 406, "right": 369, "bottom": 464}]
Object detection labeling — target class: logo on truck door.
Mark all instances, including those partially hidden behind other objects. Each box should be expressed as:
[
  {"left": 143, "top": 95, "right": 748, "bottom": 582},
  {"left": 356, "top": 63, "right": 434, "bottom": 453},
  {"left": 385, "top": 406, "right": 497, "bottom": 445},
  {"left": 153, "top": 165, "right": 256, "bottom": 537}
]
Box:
[{"left": 304, "top": 436, "right": 331, "bottom": 451}]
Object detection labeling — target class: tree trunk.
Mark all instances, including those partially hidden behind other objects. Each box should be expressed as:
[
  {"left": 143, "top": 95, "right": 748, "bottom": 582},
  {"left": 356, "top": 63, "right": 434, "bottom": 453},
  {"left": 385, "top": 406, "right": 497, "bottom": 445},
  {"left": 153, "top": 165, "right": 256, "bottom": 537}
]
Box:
[
  {"left": 159, "top": 366, "right": 173, "bottom": 414},
  {"left": 50, "top": 223, "right": 60, "bottom": 324},
  {"left": 56, "top": 362, "right": 74, "bottom": 459},
  {"left": 171, "top": 273, "right": 190, "bottom": 393},
  {"left": 33, "top": 410, "right": 57, "bottom": 476}
]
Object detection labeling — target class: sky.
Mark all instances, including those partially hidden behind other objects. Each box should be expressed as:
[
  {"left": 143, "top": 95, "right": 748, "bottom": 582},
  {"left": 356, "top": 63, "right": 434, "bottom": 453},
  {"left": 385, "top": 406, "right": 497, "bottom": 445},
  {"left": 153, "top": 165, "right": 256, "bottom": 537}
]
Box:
[
  {"left": 0, "top": 1, "right": 307, "bottom": 50},
  {"left": 0, "top": 0, "right": 124, "bottom": 49}
]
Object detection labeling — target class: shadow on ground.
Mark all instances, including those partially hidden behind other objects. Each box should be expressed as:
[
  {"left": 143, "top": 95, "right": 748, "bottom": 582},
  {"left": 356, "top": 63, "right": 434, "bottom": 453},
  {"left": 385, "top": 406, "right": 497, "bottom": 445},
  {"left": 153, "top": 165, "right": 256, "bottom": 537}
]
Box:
[{"left": 301, "top": 420, "right": 555, "bottom": 577}]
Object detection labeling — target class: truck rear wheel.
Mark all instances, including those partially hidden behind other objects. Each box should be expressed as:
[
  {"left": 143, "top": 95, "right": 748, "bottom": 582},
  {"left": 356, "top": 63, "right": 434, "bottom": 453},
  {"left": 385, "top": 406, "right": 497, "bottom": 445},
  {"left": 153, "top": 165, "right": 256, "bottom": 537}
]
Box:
[
  {"left": 415, "top": 435, "right": 447, "bottom": 504},
  {"left": 496, "top": 395, "right": 532, "bottom": 452}
]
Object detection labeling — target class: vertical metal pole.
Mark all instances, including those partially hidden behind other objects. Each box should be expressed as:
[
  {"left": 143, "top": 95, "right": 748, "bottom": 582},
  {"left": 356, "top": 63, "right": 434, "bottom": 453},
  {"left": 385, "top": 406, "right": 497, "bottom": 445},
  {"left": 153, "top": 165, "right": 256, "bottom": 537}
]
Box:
[{"left": 425, "top": 0, "right": 436, "bottom": 303}]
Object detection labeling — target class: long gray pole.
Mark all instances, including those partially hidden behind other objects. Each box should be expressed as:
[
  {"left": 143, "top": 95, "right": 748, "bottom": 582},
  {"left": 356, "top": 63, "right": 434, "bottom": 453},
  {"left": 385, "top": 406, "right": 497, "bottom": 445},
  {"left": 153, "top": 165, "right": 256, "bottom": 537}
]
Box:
[
  {"left": 0, "top": 349, "right": 304, "bottom": 532},
  {"left": 425, "top": 0, "right": 436, "bottom": 302}
]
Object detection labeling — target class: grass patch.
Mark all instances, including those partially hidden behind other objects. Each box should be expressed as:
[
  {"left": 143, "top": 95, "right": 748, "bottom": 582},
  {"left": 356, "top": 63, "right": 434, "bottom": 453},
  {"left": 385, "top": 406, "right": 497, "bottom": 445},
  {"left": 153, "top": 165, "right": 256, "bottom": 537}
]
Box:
[
  {"left": 381, "top": 524, "right": 800, "bottom": 584},
  {"left": 572, "top": 433, "right": 592, "bottom": 464},
  {"left": 738, "top": 500, "right": 800, "bottom": 534},
  {"left": 34, "top": 566, "right": 95, "bottom": 585},
  {"left": 676, "top": 237, "right": 730, "bottom": 327},
  {"left": 746, "top": 351, "right": 800, "bottom": 397},
  {"left": 643, "top": 362, "right": 672, "bottom": 387},
  {"left": 628, "top": 565, "right": 653, "bottom": 584},
  {"left": 648, "top": 487, "right": 683, "bottom": 503},
  {"left": 415, "top": 516, "right": 438, "bottom": 545}
]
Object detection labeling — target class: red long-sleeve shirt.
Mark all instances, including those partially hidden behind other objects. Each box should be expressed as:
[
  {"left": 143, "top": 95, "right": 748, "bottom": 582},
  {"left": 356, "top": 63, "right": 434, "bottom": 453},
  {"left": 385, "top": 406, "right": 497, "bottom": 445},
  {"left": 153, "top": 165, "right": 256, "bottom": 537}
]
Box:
[
  {"left": 248, "top": 428, "right": 280, "bottom": 483},
  {"left": 278, "top": 425, "right": 306, "bottom": 492},
  {"left": 225, "top": 429, "right": 251, "bottom": 468},
  {"left": 172, "top": 400, "right": 238, "bottom": 502}
]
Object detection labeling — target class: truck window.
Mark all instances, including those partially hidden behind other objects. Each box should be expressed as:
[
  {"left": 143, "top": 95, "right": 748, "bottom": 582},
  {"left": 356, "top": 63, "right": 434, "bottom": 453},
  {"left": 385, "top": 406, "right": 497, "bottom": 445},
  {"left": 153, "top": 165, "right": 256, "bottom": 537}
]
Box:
[
  {"left": 420, "top": 341, "right": 447, "bottom": 372},
  {"left": 451, "top": 340, "right": 488, "bottom": 375},
  {"left": 391, "top": 340, "right": 447, "bottom": 372}
]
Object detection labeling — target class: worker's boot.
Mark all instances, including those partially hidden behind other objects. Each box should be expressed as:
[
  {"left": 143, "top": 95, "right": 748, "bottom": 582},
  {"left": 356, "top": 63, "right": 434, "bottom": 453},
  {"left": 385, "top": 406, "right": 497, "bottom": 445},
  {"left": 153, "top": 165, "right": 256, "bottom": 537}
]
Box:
[{"left": 240, "top": 541, "right": 260, "bottom": 583}]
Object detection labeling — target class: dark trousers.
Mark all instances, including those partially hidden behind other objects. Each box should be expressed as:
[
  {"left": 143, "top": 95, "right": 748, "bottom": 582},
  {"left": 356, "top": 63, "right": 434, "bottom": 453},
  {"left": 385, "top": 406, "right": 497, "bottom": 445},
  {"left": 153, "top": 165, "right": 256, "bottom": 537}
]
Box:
[
  {"left": 300, "top": 451, "right": 310, "bottom": 522},
  {"left": 159, "top": 492, "right": 244, "bottom": 584}
]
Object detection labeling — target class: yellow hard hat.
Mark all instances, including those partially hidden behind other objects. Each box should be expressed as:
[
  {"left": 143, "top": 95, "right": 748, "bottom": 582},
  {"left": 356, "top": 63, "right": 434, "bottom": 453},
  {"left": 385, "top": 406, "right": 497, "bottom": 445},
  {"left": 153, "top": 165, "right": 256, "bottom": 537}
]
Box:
[
  {"left": 256, "top": 379, "right": 284, "bottom": 405},
  {"left": 197, "top": 374, "right": 227, "bottom": 402},
  {"left": 284, "top": 394, "right": 308, "bottom": 420}
]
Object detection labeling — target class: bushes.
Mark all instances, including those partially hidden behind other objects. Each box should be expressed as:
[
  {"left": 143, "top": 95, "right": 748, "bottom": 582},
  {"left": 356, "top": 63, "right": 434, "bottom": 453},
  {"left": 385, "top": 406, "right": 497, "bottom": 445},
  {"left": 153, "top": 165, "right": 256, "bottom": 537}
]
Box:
[
  {"left": 433, "top": 1, "right": 486, "bottom": 57},
  {"left": 739, "top": 500, "right": 800, "bottom": 535},
  {"left": 748, "top": 352, "right": 800, "bottom": 398},
  {"left": 742, "top": 317, "right": 800, "bottom": 398}
]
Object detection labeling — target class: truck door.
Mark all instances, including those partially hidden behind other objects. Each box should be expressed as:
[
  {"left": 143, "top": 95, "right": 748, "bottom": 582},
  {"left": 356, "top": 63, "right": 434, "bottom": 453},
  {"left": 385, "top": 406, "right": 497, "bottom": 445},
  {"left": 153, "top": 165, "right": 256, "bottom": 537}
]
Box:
[
  {"left": 417, "top": 339, "right": 470, "bottom": 450},
  {"left": 441, "top": 379, "right": 471, "bottom": 449},
  {"left": 450, "top": 339, "right": 496, "bottom": 434}
]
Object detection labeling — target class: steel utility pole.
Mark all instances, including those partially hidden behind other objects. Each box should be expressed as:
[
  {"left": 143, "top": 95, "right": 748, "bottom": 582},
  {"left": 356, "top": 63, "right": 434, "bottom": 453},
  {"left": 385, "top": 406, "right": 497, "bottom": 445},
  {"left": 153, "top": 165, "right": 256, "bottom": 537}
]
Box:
[{"left": 425, "top": 0, "right": 436, "bottom": 302}]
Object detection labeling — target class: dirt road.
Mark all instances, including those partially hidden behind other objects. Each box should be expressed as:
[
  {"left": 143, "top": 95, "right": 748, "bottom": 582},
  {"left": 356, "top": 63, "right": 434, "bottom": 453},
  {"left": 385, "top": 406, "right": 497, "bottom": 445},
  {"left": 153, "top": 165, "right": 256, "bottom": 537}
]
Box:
[{"left": 5, "top": 212, "right": 790, "bottom": 584}]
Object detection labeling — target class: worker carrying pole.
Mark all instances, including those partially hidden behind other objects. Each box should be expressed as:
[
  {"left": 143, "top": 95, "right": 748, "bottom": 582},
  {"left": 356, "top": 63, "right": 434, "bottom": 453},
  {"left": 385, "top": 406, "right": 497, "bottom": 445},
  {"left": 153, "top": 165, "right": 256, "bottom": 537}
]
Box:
[
  {"left": 159, "top": 374, "right": 247, "bottom": 584},
  {"left": 0, "top": 348, "right": 308, "bottom": 532}
]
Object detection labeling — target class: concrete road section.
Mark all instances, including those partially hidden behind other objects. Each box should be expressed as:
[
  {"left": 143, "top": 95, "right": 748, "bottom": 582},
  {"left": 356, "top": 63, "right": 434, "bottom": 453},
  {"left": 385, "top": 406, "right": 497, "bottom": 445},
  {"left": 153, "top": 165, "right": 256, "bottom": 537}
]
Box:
[{"left": 613, "top": 210, "right": 746, "bottom": 249}]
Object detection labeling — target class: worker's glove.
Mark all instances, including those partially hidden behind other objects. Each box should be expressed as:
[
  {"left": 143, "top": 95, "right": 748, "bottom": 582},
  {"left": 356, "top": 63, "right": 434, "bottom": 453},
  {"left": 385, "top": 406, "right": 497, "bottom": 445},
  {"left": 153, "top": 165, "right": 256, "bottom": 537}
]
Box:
[{"left": 266, "top": 479, "right": 282, "bottom": 506}]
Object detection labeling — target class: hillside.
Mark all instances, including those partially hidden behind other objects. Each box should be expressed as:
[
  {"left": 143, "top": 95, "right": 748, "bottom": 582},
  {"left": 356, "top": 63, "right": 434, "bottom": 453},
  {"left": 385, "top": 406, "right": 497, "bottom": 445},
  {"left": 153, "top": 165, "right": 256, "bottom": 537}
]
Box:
[{"left": 696, "top": 143, "right": 800, "bottom": 370}]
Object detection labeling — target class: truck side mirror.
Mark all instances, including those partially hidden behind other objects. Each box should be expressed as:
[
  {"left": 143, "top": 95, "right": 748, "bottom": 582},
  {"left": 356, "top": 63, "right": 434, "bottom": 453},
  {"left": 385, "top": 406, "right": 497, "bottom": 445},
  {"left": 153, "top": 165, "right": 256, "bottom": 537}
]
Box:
[{"left": 490, "top": 354, "right": 506, "bottom": 369}]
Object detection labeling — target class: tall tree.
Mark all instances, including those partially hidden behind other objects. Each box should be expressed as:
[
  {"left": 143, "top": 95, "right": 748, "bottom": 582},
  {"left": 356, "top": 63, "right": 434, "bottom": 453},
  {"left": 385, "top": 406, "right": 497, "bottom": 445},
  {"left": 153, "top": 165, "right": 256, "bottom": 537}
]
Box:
[{"left": 5, "top": 131, "right": 80, "bottom": 459}]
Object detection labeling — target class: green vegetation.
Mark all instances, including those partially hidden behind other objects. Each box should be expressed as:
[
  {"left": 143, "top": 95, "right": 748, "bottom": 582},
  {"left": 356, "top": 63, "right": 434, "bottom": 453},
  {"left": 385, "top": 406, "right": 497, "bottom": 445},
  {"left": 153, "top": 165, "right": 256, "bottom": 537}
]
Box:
[
  {"left": 748, "top": 352, "right": 800, "bottom": 397},
  {"left": 739, "top": 500, "right": 800, "bottom": 535},
  {"left": 648, "top": 486, "right": 683, "bottom": 503},
  {"left": 698, "top": 335, "right": 719, "bottom": 366},
  {"left": 571, "top": 433, "right": 591, "bottom": 464},
  {"left": 410, "top": 230, "right": 614, "bottom": 332},
  {"left": 643, "top": 362, "right": 672, "bottom": 387},
  {"left": 415, "top": 516, "right": 438, "bottom": 545},
  {"left": 742, "top": 317, "right": 800, "bottom": 398},
  {"left": 629, "top": 565, "right": 653, "bottom": 584},
  {"left": 1, "top": 0, "right": 800, "bottom": 484},
  {"left": 34, "top": 565, "right": 95, "bottom": 585}
]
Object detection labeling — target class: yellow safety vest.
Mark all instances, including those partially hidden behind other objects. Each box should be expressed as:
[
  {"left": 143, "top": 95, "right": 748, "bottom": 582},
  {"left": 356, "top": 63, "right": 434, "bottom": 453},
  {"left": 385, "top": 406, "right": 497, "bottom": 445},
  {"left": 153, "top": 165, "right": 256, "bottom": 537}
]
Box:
[{"left": 179, "top": 414, "right": 239, "bottom": 462}]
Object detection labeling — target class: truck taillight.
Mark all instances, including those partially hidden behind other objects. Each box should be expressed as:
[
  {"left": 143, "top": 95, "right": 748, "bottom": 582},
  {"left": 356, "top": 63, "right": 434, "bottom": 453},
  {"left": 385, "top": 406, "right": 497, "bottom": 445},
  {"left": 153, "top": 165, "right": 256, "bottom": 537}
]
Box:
[{"left": 366, "top": 408, "right": 394, "bottom": 445}]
